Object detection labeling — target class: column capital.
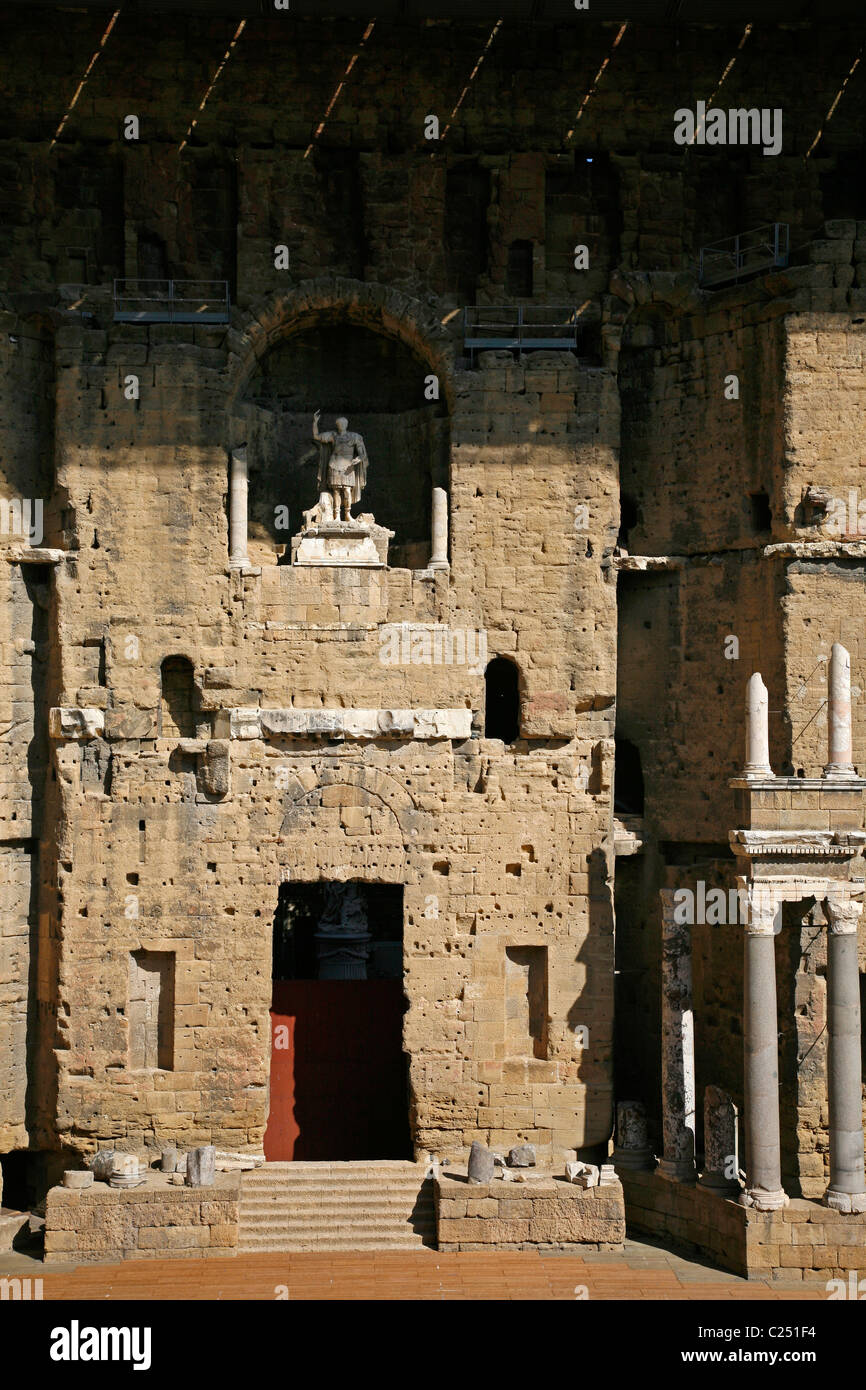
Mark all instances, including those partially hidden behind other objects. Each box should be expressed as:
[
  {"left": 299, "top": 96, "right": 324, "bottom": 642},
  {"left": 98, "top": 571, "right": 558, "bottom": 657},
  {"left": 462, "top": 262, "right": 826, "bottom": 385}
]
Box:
[
  {"left": 824, "top": 897, "right": 862, "bottom": 935},
  {"left": 744, "top": 884, "right": 780, "bottom": 935}
]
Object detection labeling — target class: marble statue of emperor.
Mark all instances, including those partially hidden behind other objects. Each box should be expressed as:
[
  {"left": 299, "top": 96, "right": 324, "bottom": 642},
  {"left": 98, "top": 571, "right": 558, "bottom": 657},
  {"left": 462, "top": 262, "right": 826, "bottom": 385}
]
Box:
[{"left": 312, "top": 410, "right": 369, "bottom": 525}]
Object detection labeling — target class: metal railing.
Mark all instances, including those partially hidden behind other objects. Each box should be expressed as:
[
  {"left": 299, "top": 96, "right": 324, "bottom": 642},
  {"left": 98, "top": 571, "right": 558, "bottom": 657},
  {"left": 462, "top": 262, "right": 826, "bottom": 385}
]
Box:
[
  {"left": 113, "top": 279, "right": 231, "bottom": 324},
  {"left": 699, "top": 223, "right": 789, "bottom": 288},
  {"left": 463, "top": 306, "right": 581, "bottom": 362}
]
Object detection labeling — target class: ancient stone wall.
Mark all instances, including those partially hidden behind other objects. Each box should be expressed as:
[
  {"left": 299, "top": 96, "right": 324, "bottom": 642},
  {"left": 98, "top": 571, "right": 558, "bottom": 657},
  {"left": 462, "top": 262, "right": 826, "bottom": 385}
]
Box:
[{"left": 2, "top": 9, "right": 866, "bottom": 1240}]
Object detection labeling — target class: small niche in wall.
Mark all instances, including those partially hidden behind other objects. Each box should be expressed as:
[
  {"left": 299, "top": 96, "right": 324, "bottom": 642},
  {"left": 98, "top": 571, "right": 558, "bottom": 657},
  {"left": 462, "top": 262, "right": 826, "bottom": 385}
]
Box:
[
  {"left": 128, "top": 950, "right": 175, "bottom": 1071},
  {"left": 749, "top": 491, "right": 772, "bottom": 534},
  {"left": 485, "top": 656, "right": 520, "bottom": 743},
  {"left": 505, "top": 945, "right": 548, "bottom": 1060},
  {"left": 160, "top": 656, "right": 200, "bottom": 738}
]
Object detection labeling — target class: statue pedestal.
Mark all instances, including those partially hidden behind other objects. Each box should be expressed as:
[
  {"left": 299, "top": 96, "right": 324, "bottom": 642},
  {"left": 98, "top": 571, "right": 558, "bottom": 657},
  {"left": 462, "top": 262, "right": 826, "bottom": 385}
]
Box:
[{"left": 292, "top": 517, "right": 393, "bottom": 568}]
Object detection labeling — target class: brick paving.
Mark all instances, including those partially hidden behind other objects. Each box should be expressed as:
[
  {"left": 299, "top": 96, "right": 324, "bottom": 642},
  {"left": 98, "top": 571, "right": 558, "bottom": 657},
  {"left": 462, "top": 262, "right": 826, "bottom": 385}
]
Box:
[{"left": 0, "top": 1238, "right": 826, "bottom": 1300}]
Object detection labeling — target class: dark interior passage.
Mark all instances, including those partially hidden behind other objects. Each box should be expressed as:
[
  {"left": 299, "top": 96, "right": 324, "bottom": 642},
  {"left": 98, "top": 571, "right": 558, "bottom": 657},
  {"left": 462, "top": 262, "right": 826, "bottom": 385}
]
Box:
[{"left": 266, "top": 882, "right": 410, "bottom": 1161}]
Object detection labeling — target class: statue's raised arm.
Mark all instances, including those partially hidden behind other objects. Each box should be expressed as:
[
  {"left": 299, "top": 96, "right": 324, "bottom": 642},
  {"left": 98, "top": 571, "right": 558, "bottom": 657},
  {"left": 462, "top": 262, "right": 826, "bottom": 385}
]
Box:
[{"left": 312, "top": 409, "right": 334, "bottom": 444}]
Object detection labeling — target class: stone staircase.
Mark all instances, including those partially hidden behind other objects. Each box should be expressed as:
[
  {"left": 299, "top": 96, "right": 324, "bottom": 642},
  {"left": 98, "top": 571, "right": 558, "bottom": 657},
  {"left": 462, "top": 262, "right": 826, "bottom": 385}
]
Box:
[{"left": 238, "top": 1161, "right": 437, "bottom": 1252}]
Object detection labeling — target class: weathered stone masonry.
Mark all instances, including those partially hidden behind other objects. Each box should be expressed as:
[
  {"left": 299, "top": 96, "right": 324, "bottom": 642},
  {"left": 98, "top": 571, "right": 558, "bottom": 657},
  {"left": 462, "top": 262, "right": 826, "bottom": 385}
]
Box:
[{"left": 1, "top": 9, "right": 866, "bottom": 1271}]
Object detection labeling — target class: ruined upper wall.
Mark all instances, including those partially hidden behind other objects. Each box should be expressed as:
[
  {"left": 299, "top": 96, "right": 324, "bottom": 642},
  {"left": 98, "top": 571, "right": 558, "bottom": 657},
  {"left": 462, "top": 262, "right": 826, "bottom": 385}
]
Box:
[{"left": 1, "top": 15, "right": 863, "bottom": 304}]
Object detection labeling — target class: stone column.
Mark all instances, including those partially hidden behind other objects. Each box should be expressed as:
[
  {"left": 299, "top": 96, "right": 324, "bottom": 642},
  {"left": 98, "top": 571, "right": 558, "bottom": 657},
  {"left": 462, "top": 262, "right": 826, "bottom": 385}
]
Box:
[
  {"left": 229, "top": 444, "right": 250, "bottom": 570},
  {"left": 430, "top": 486, "right": 449, "bottom": 568},
  {"left": 612, "top": 1099, "right": 654, "bottom": 1171},
  {"left": 657, "top": 889, "right": 696, "bottom": 1181},
  {"left": 824, "top": 642, "right": 856, "bottom": 779},
  {"left": 699, "top": 1085, "right": 740, "bottom": 1194},
  {"left": 742, "top": 889, "right": 787, "bottom": 1210},
  {"left": 743, "top": 672, "right": 772, "bottom": 778},
  {"left": 823, "top": 897, "right": 866, "bottom": 1212}
]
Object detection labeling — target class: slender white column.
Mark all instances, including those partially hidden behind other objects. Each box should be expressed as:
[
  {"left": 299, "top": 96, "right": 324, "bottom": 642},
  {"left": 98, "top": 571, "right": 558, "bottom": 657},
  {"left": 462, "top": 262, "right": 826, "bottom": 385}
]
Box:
[
  {"left": 823, "top": 897, "right": 866, "bottom": 1212},
  {"left": 430, "top": 487, "right": 449, "bottom": 569},
  {"left": 229, "top": 445, "right": 250, "bottom": 570},
  {"left": 743, "top": 672, "right": 772, "bottom": 779},
  {"left": 657, "top": 889, "right": 696, "bottom": 1181},
  {"left": 824, "top": 643, "right": 856, "bottom": 779}
]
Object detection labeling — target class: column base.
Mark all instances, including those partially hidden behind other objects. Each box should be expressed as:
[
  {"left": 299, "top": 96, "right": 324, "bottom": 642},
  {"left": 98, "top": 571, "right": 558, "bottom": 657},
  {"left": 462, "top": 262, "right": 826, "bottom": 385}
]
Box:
[
  {"left": 698, "top": 1174, "right": 741, "bottom": 1196},
  {"left": 739, "top": 1186, "right": 788, "bottom": 1211},
  {"left": 823, "top": 1189, "right": 866, "bottom": 1213},
  {"left": 611, "top": 1146, "right": 654, "bottom": 1172},
  {"left": 656, "top": 1156, "right": 697, "bottom": 1183},
  {"left": 741, "top": 765, "right": 773, "bottom": 780},
  {"left": 822, "top": 764, "right": 857, "bottom": 781}
]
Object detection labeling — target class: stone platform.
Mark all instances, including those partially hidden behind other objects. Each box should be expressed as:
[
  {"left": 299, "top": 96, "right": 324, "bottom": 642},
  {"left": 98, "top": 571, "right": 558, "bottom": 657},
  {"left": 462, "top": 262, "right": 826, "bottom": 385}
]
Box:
[
  {"left": 622, "top": 1168, "right": 866, "bottom": 1281},
  {"left": 44, "top": 1172, "right": 240, "bottom": 1265},
  {"left": 435, "top": 1168, "right": 625, "bottom": 1251}
]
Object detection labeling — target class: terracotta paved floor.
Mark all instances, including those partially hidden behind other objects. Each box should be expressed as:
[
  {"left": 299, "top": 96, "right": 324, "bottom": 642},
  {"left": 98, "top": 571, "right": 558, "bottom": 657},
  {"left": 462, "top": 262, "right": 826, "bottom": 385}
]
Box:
[{"left": 0, "top": 1239, "right": 826, "bottom": 1300}]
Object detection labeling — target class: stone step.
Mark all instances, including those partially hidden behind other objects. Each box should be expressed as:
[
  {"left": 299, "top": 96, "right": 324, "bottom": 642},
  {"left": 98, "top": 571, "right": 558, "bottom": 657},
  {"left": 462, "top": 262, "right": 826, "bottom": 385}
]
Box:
[
  {"left": 237, "top": 1163, "right": 437, "bottom": 1251},
  {"left": 239, "top": 1234, "right": 436, "bottom": 1252},
  {"left": 249, "top": 1161, "right": 427, "bottom": 1171},
  {"left": 240, "top": 1221, "right": 436, "bottom": 1237},
  {"left": 242, "top": 1172, "right": 432, "bottom": 1184},
  {"left": 240, "top": 1184, "right": 433, "bottom": 1195},
  {"left": 240, "top": 1199, "right": 434, "bottom": 1215},
  {"left": 241, "top": 1183, "right": 433, "bottom": 1197}
]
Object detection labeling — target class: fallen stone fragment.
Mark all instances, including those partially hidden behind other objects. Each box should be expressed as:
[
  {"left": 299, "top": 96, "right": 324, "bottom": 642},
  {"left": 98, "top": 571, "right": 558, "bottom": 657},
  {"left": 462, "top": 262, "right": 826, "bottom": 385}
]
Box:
[
  {"left": 507, "top": 1143, "right": 536, "bottom": 1168},
  {"left": 185, "top": 1144, "right": 216, "bottom": 1187},
  {"left": 467, "top": 1140, "right": 495, "bottom": 1184}
]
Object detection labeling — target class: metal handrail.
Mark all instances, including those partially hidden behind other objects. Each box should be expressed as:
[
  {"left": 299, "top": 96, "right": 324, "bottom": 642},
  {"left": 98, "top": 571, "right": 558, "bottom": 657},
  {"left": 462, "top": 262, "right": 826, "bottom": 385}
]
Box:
[
  {"left": 113, "top": 278, "right": 231, "bottom": 323},
  {"left": 463, "top": 305, "right": 581, "bottom": 360},
  {"left": 699, "top": 223, "right": 789, "bottom": 287}
]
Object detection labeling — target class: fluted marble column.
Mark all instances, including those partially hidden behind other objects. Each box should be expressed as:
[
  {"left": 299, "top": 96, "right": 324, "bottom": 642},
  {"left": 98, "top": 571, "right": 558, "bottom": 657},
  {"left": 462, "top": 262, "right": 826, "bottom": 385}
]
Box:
[
  {"left": 229, "top": 444, "right": 250, "bottom": 570},
  {"left": 657, "top": 889, "right": 696, "bottom": 1181},
  {"left": 823, "top": 897, "right": 866, "bottom": 1212},
  {"left": 743, "top": 889, "right": 787, "bottom": 1210},
  {"left": 824, "top": 643, "right": 856, "bottom": 780},
  {"left": 743, "top": 672, "right": 772, "bottom": 779}
]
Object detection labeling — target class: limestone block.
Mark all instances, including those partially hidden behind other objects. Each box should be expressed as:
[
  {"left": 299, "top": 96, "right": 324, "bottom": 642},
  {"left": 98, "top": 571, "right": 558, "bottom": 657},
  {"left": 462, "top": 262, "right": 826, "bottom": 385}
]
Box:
[
  {"left": 49, "top": 707, "right": 105, "bottom": 741},
  {"left": 103, "top": 708, "right": 155, "bottom": 740}
]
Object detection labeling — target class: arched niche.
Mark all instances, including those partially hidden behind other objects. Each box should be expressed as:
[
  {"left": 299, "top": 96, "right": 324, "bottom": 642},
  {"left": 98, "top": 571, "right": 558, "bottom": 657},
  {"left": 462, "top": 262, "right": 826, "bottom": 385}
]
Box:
[{"left": 239, "top": 320, "right": 450, "bottom": 570}]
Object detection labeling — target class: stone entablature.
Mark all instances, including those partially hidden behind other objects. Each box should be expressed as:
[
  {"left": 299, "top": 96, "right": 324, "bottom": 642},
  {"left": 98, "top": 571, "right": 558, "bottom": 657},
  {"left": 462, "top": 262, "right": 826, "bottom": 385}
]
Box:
[
  {"left": 48, "top": 705, "right": 474, "bottom": 743},
  {"left": 214, "top": 708, "right": 473, "bottom": 741}
]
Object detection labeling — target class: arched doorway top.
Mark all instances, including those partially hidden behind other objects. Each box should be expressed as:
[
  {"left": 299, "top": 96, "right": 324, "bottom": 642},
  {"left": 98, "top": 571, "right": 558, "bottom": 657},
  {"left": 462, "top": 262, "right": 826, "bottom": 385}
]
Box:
[{"left": 227, "top": 277, "right": 456, "bottom": 414}]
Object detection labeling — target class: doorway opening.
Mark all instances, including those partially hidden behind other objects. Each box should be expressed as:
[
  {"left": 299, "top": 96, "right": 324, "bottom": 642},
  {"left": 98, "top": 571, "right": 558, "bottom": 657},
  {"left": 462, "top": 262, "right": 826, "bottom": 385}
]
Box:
[{"left": 265, "top": 881, "right": 411, "bottom": 1161}]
